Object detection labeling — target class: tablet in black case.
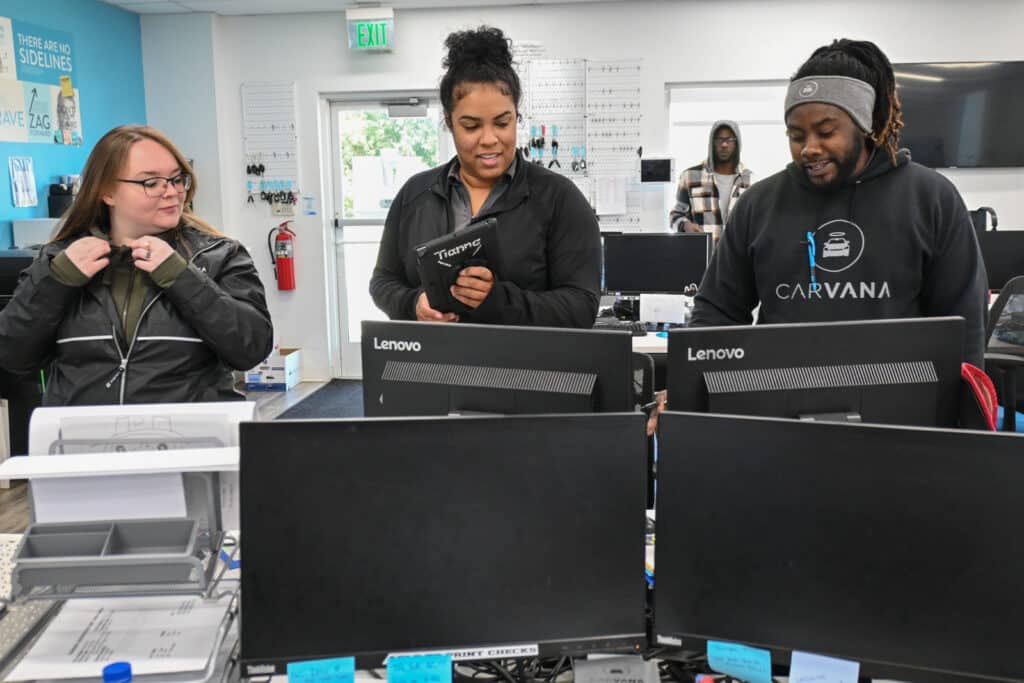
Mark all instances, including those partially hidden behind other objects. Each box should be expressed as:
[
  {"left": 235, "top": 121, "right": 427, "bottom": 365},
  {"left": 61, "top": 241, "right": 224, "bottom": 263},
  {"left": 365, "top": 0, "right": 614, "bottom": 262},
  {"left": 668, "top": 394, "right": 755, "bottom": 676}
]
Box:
[{"left": 414, "top": 217, "right": 500, "bottom": 314}]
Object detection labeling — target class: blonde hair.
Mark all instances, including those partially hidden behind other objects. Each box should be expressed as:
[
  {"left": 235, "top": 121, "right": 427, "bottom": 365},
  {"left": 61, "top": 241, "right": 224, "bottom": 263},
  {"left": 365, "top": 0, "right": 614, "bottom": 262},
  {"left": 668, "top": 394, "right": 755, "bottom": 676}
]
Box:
[{"left": 53, "top": 125, "right": 222, "bottom": 242}]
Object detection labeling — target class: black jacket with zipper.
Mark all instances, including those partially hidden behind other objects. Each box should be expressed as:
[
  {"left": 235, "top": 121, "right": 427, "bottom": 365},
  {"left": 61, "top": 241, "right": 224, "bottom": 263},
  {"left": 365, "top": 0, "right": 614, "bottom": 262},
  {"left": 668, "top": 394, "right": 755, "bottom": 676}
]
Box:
[
  {"left": 691, "top": 148, "right": 987, "bottom": 367},
  {"left": 369, "top": 155, "right": 601, "bottom": 328},
  {"left": 0, "top": 225, "right": 274, "bottom": 406}
]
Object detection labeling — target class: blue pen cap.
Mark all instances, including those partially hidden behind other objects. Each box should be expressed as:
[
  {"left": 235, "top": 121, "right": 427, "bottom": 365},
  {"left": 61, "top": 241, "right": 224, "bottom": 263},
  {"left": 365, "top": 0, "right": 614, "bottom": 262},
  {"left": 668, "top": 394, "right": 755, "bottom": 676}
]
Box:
[{"left": 103, "top": 661, "right": 132, "bottom": 683}]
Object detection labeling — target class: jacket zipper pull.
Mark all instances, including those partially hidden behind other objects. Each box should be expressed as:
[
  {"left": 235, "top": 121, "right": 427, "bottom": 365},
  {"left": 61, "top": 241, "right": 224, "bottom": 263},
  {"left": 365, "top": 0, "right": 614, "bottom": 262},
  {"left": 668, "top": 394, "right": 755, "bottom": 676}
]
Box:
[{"left": 105, "top": 361, "right": 127, "bottom": 389}]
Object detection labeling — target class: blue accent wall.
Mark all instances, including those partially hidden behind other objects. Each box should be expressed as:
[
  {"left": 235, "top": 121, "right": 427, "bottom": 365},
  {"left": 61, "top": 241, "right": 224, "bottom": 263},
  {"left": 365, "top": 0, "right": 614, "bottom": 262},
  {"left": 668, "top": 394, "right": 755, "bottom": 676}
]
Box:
[{"left": 0, "top": 0, "right": 146, "bottom": 247}]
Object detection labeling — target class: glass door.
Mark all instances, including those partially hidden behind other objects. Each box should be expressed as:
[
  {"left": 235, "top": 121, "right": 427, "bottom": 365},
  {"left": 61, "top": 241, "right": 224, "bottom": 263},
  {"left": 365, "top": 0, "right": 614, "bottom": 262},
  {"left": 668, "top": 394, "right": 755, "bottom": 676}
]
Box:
[{"left": 329, "top": 96, "right": 449, "bottom": 378}]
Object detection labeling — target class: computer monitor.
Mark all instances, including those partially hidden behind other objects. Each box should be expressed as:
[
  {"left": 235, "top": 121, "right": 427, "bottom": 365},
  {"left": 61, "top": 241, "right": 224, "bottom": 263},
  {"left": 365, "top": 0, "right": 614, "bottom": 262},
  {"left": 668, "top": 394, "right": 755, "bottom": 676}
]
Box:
[
  {"left": 239, "top": 413, "right": 648, "bottom": 673},
  {"left": 602, "top": 233, "right": 711, "bottom": 295},
  {"left": 0, "top": 250, "right": 34, "bottom": 299},
  {"left": 666, "top": 317, "right": 963, "bottom": 427},
  {"left": 977, "top": 230, "right": 1024, "bottom": 291},
  {"left": 361, "top": 320, "right": 634, "bottom": 416},
  {"left": 654, "top": 411, "right": 1024, "bottom": 683}
]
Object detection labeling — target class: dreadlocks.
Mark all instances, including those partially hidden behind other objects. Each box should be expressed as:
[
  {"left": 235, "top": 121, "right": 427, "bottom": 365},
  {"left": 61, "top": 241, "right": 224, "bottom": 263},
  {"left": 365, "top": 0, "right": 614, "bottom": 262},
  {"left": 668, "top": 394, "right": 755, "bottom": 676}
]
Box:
[{"left": 793, "top": 39, "right": 904, "bottom": 166}]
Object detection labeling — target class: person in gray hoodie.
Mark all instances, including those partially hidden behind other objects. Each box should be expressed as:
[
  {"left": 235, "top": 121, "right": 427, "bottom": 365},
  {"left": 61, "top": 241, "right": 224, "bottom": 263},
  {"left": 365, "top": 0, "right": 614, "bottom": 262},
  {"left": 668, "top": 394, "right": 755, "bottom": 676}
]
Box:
[
  {"left": 691, "top": 39, "right": 986, "bottom": 369},
  {"left": 647, "top": 38, "right": 987, "bottom": 435},
  {"left": 669, "top": 120, "right": 753, "bottom": 241}
]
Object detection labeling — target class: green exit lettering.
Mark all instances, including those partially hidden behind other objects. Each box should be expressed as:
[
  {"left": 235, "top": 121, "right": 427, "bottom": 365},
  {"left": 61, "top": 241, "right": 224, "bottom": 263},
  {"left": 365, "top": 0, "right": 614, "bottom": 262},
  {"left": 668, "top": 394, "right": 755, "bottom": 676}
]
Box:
[{"left": 356, "top": 21, "right": 388, "bottom": 49}]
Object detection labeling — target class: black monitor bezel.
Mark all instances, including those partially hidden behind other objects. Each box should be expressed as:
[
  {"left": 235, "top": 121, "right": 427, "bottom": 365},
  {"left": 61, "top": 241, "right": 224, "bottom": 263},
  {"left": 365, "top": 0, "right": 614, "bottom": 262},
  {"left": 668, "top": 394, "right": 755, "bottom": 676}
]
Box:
[
  {"left": 0, "top": 251, "right": 34, "bottom": 297},
  {"left": 665, "top": 317, "right": 964, "bottom": 428},
  {"left": 361, "top": 320, "right": 635, "bottom": 417},
  {"left": 977, "top": 230, "right": 1024, "bottom": 292},
  {"left": 239, "top": 413, "right": 649, "bottom": 673},
  {"left": 602, "top": 233, "right": 711, "bottom": 296},
  {"left": 654, "top": 410, "right": 1024, "bottom": 683}
]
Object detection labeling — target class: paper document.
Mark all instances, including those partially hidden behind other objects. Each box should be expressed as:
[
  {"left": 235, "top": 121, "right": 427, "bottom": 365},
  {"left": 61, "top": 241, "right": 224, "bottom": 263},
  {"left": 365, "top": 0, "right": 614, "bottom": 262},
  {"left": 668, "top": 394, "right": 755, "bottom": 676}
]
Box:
[
  {"left": 30, "top": 473, "right": 188, "bottom": 524},
  {"left": 596, "top": 176, "right": 628, "bottom": 215},
  {"left": 706, "top": 640, "right": 772, "bottom": 683},
  {"left": 0, "top": 449, "right": 240, "bottom": 479},
  {"left": 5, "top": 595, "right": 232, "bottom": 681},
  {"left": 219, "top": 471, "right": 240, "bottom": 530},
  {"left": 789, "top": 650, "right": 860, "bottom": 683},
  {"left": 639, "top": 294, "right": 689, "bottom": 325},
  {"left": 21, "top": 402, "right": 252, "bottom": 527},
  {"left": 27, "top": 402, "right": 255, "bottom": 456}
]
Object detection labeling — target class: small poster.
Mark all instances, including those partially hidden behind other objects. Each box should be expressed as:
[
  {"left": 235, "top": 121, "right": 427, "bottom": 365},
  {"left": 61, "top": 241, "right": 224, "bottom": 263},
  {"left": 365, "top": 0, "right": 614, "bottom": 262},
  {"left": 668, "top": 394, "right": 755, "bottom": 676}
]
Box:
[
  {"left": 0, "top": 17, "right": 16, "bottom": 81},
  {"left": 0, "top": 15, "right": 81, "bottom": 145},
  {"left": 9, "top": 156, "right": 38, "bottom": 207},
  {"left": 10, "top": 19, "right": 74, "bottom": 86},
  {"left": 51, "top": 84, "right": 80, "bottom": 144}
]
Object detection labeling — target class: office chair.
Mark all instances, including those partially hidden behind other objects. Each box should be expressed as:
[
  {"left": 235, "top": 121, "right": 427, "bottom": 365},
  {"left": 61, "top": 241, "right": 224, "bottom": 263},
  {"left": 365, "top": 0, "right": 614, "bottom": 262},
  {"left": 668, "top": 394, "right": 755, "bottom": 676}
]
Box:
[
  {"left": 970, "top": 206, "right": 998, "bottom": 234},
  {"left": 984, "top": 275, "right": 1024, "bottom": 431}
]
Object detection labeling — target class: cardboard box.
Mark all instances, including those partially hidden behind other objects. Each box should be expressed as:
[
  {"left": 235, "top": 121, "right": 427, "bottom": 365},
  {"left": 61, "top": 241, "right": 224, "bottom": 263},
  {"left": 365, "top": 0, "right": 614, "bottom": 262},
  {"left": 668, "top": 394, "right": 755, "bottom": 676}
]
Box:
[{"left": 245, "top": 347, "right": 301, "bottom": 391}]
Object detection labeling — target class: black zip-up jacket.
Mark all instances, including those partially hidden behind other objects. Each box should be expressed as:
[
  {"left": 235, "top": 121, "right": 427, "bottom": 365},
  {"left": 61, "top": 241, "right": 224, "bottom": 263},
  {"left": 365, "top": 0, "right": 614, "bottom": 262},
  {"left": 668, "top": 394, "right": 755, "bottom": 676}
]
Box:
[
  {"left": 691, "top": 148, "right": 987, "bottom": 367},
  {"left": 369, "top": 156, "right": 601, "bottom": 328},
  {"left": 0, "top": 225, "right": 274, "bottom": 405}
]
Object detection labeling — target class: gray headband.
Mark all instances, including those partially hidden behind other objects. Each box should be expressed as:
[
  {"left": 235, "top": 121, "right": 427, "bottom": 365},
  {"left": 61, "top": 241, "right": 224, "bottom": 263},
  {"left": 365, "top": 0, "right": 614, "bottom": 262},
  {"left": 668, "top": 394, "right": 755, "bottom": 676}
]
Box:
[{"left": 784, "top": 75, "right": 876, "bottom": 133}]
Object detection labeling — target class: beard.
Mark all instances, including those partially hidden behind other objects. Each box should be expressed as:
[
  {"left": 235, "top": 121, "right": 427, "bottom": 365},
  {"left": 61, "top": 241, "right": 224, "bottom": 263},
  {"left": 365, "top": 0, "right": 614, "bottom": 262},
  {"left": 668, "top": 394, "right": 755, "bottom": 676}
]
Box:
[{"left": 800, "top": 136, "right": 866, "bottom": 192}]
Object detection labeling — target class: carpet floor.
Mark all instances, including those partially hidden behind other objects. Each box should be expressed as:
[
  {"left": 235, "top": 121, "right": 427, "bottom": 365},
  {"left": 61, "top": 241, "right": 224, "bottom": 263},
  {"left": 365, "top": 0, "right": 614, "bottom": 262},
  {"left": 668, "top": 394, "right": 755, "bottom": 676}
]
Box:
[{"left": 275, "top": 379, "right": 364, "bottom": 419}]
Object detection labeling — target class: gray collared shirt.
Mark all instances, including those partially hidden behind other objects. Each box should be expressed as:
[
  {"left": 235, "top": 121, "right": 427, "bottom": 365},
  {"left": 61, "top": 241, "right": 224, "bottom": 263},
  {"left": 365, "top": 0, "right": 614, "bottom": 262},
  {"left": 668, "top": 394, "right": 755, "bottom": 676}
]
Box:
[{"left": 447, "top": 154, "right": 518, "bottom": 232}]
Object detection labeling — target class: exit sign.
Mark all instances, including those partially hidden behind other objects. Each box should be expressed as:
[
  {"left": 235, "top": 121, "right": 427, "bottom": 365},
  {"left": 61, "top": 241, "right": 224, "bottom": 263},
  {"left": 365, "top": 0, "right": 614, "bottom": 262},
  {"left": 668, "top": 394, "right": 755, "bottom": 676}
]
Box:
[{"left": 346, "top": 8, "right": 394, "bottom": 52}]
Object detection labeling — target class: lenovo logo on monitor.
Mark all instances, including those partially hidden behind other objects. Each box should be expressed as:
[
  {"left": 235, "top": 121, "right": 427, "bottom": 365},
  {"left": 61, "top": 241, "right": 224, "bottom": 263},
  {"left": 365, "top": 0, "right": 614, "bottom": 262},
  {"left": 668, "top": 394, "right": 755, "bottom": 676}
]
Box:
[
  {"left": 372, "top": 337, "right": 422, "bottom": 352},
  {"left": 687, "top": 346, "right": 745, "bottom": 361}
]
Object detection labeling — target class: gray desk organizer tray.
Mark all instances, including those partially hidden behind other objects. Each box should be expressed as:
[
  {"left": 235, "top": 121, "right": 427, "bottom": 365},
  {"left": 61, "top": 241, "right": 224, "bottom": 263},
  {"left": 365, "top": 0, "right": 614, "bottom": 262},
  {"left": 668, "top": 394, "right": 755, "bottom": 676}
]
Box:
[{"left": 11, "top": 518, "right": 202, "bottom": 596}]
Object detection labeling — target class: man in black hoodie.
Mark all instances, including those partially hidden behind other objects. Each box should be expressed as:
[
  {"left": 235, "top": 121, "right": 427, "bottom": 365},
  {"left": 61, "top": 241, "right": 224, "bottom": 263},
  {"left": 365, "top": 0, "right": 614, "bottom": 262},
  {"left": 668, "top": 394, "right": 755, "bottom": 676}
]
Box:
[{"left": 690, "top": 39, "right": 987, "bottom": 368}]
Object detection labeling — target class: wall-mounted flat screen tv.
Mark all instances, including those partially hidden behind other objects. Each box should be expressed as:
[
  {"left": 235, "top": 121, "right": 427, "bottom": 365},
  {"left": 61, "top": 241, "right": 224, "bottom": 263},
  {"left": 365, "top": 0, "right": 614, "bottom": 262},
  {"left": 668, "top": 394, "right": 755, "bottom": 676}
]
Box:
[{"left": 894, "top": 61, "right": 1024, "bottom": 168}]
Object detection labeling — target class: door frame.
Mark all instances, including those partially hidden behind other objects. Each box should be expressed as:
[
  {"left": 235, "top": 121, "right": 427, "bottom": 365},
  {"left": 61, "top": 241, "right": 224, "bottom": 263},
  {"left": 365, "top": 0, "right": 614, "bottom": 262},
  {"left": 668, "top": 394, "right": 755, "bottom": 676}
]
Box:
[{"left": 322, "top": 90, "right": 443, "bottom": 379}]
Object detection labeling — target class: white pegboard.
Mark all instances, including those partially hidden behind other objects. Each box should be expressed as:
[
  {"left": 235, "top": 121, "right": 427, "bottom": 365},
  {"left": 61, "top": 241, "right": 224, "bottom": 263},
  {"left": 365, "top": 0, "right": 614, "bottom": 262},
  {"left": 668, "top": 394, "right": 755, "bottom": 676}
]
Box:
[
  {"left": 517, "top": 57, "right": 644, "bottom": 207},
  {"left": 587, "top": 59, "right": 643, "bottom": 231},
  {"left": 586, "top": 59, "right": 643, "bottom": 175},
  {"left": 241, "top": 82, "right": 299, "bottom": 210},
  {"left": 519, "top": 59, "right": 587, "bottom": 178}
]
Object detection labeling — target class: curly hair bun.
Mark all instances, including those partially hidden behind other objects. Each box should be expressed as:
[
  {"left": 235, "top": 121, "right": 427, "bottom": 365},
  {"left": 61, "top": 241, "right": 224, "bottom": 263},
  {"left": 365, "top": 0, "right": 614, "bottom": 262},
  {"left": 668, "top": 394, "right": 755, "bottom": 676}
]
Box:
[{"left": 443, "top": 26, "right": 512, "bottom": 70}]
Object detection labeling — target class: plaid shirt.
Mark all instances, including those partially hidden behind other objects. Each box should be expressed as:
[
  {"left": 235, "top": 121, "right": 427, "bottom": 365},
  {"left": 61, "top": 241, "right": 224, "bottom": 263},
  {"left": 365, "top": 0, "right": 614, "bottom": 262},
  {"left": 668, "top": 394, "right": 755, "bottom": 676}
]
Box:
[{"left": 669, "top": 161, "right": 752, "bottom": 239}]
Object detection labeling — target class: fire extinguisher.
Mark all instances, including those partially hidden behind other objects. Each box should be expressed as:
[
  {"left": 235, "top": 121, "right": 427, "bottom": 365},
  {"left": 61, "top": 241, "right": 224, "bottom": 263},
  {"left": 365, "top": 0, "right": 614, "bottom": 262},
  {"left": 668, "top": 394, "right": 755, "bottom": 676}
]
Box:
[{"left": 267, "top": 220, "right": 296, "bottom": 290}]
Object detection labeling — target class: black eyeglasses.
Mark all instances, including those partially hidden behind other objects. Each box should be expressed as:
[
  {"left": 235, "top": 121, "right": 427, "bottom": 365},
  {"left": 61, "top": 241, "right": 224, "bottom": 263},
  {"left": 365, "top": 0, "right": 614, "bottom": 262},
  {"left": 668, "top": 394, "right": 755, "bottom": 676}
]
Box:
[
  {"left": 714, "top": 137, "right": 738, "bottom": 145},
  {"left": 117, "top": 173, "right": 192, "bottom": 198}
]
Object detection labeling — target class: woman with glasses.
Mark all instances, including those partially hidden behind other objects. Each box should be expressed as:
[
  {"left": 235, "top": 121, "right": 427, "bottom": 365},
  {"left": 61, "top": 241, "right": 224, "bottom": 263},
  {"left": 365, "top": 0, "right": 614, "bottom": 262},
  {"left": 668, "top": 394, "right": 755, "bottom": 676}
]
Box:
[{"left": 0, "top": 124, "right": 273, "bottom": 405}]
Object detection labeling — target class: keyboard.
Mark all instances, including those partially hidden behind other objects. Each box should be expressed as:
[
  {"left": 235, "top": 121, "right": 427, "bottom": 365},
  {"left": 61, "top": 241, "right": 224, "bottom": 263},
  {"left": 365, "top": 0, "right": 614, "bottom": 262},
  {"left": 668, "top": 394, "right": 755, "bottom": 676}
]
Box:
[{"left": 593, "top": 318, "right": 648, "bottom": 336}]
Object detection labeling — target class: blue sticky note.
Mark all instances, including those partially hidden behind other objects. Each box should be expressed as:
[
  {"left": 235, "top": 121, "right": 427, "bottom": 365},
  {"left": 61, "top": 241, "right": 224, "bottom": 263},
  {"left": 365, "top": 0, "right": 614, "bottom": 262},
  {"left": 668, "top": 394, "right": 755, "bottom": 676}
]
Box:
[
  {"left": 287, "top": 656, "right": 355, "bottom": 683},
  {"left": 788, "top": 651, "right": 860, "bottom": 683},
  {"left": 387, "top": 654, "right": 453, "bottom": 683},
  {"left": 707, "top": 641, "right": 772, "bottom": 683}
]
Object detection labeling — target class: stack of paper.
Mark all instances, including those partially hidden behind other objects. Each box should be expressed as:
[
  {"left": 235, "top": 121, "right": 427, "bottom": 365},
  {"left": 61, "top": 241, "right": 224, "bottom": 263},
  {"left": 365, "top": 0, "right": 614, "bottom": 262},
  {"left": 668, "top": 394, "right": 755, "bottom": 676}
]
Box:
[{"left": 5, "top": 595, "right": 233, "bottom": 681}]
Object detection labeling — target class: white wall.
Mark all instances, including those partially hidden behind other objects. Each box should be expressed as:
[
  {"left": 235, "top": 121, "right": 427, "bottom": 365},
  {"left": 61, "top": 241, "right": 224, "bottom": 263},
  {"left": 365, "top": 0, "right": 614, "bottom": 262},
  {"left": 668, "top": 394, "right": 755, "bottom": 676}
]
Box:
[
  {"left": 141, "top": 13, "right": 226, "bottom": 231},
  {"left": 142, "top": 0, "right": 1024, "bottom": 380}
]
